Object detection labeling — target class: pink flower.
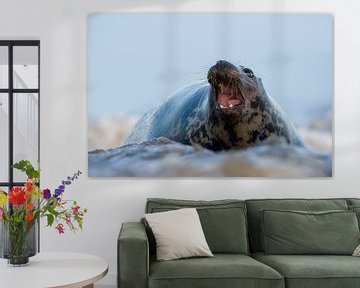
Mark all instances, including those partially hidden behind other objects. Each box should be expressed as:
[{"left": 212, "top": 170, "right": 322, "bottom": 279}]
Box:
[
  {"left": 65, "top": 214, "right": 71, "bottom": 225},
  {"left": 56, "top": 223, "right": 65, "bottom": 234},
  {"left": 72, "top": 205, "right": 80, "bottom": 215},
  {"left": 0, "top": 208, "right": 3, "bottom": 220}
]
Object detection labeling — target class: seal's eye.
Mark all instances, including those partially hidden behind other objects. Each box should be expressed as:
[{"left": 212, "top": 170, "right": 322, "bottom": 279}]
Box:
[{"left": 243, "top": 68, "right": 254, "bottom": 78}]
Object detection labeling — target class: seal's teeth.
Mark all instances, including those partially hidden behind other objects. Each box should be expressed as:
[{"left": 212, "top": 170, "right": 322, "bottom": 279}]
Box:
[
  {"left": 229, "top": 104, "right": 234, "bottom": 108},
  {"left": 219, "top": 104, "right": 225, "bottom": 108}
]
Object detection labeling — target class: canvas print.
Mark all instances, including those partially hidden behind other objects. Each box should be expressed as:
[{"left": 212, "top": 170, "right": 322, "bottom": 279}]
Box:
[{"left": 88, "top": 13, "right": 333, "bottom": 177}]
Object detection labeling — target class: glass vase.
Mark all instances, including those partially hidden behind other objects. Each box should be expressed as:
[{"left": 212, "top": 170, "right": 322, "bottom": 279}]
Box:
[{"left": 0, "top": 220, "right": 37, "bottom": 266}]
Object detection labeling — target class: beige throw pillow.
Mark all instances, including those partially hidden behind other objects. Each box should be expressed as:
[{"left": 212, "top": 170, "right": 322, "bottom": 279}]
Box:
[{"left": 145, "top": 208, "right": 213, "bottom": 261}]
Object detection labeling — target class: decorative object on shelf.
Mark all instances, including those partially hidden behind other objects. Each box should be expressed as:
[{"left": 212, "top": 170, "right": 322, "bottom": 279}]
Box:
[{"left": 0, "top": 160, "right": 87, "bottom": 266}]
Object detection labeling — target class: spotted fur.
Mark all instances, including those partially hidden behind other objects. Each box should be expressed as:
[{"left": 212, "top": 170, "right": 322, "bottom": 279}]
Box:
[{"left": 125, "top": 61, "right": 303, "bottom": 151}]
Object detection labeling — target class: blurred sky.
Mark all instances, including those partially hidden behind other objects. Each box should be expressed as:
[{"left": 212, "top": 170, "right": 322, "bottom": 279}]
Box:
[{"left": 88, "top": 13, "right": 332, "bottom": 126}]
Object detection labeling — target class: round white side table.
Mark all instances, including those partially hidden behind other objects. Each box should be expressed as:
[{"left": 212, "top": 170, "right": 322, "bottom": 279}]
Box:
[{"left": 0, "top": 252, "right": 108, "bottom": 288}]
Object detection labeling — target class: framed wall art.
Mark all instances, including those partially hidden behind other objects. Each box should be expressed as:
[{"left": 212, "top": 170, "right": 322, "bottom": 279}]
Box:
[{"left": 88, "top": 13, "right": 332, "bottom": 177}]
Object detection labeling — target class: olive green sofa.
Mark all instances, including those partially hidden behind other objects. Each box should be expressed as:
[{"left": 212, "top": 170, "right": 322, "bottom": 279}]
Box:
[{"left": 118, "top": 198, "right": 360, "bottom": 288}]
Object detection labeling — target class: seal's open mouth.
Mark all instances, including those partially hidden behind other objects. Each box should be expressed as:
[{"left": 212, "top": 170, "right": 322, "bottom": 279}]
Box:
[
  {"left": 207, "top": 60, "right": 246, "bottom": 110},
  {"left": 217, "top": 85, "right": 244, "bottom": 109}
]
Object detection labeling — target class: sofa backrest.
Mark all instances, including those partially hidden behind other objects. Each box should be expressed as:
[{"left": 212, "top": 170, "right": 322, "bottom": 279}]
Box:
[
  {"left": 145, "top": 198, "right": 249, "bottom": 255},
  {"left": 348, "top": 198, "right": 360, "bottom": 207},
  {"left": 347, "top": 198, "right": 360, "bottom": 229},
  {"left": 245, "top": 198, "right": 350, "bottom": 252}
]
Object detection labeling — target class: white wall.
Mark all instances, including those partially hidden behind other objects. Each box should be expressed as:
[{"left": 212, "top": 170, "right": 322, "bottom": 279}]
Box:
[{"left": 1, "top": 0, "right": 360, "bottom": 286}]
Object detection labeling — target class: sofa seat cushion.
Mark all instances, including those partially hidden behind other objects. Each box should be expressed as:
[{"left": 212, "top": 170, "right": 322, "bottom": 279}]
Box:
[
  {"left": 149, "top": 254, "right": 284, "bottom": 288},
  {"left": 252, "top": 252, "right": 360, "bottom": 288}
]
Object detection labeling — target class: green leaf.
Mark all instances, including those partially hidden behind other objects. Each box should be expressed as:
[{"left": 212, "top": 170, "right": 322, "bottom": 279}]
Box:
[
  {"left": 75, "top": 216, "right": 83, "bottom": 230},
  {"left": 12, "top": 160, "right": 40, "bottom": 180},
  {"left": 47, "top": 214, "right": 54, "bottom": 227},
  {"left": 46, "top": 207, "right": 60, "bottom": 217}
]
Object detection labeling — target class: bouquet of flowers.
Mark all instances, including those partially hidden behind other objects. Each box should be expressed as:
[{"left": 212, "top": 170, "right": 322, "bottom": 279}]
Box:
[{"left": 0, "top": 160, "right": 87, "bottom": 265}]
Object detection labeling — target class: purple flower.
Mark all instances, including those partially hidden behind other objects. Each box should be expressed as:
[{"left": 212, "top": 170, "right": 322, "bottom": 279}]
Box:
[
  {"left": 54, "top": 171, "right": 82, "bottom": 199},
  {"left": 43, "top": 189, "right": 51, "bottom": 200},
  {"left": 54, "top": 189, "right": 63, "bottom": 198}
]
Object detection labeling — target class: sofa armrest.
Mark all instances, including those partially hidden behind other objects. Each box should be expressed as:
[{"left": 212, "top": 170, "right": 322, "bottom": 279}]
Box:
[{"left": 118, "top": 222, "right": 149, "bottom": 288}]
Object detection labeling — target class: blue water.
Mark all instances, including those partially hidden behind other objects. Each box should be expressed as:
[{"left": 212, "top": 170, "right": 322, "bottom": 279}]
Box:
[{"left": 88, "top": 13, "right": 332, "bottom": 127}]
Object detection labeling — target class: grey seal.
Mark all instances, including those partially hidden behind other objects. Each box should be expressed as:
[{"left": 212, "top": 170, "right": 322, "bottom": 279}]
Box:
[{"left": 125, "top": 60, "right": 303, "bottom": 151}]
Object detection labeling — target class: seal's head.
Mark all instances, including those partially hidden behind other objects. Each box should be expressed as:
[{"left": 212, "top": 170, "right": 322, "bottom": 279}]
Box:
[
  {"left": 207, "top": 60, "right": 258, "bottom": 113},
  {"left": 204, "top": 60, "right": 300, "bottom": 149}
]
